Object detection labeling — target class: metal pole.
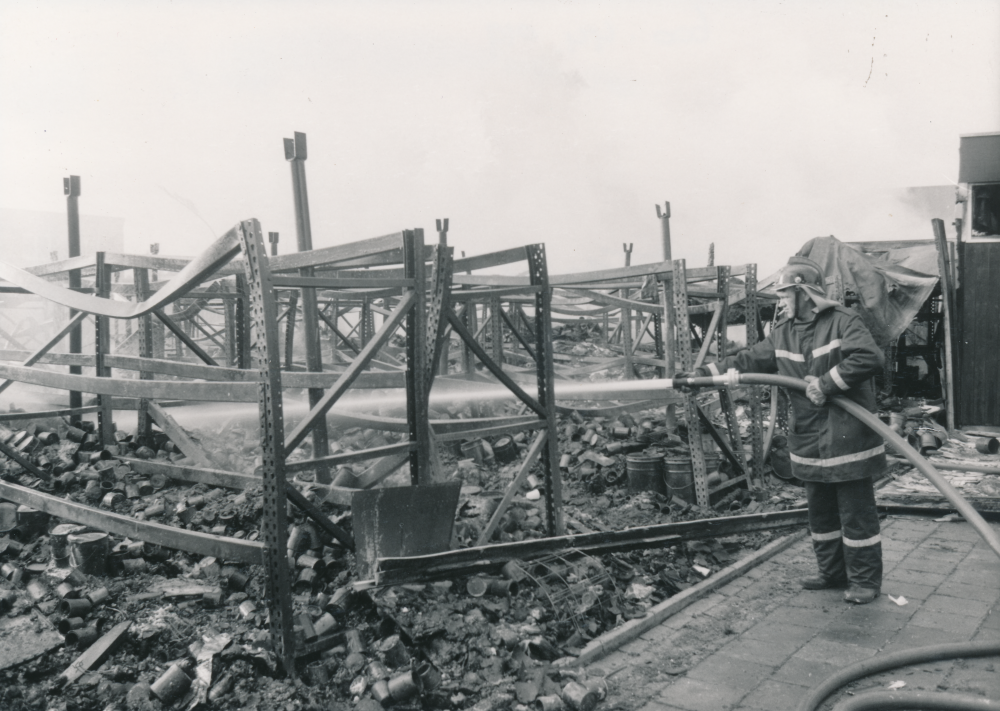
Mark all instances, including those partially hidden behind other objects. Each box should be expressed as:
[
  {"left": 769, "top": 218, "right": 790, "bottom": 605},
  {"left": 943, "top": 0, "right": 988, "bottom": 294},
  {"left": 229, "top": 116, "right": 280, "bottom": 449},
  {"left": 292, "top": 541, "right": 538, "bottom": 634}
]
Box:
[
  {"left": 284, "top": 132, "right": 330, "bottom": 478},
  {"left": 64, "top": 176, "right": 82, "bottom": 423},
  {"left": 657, "top": 202, "right": 676, "bottom": 428}
]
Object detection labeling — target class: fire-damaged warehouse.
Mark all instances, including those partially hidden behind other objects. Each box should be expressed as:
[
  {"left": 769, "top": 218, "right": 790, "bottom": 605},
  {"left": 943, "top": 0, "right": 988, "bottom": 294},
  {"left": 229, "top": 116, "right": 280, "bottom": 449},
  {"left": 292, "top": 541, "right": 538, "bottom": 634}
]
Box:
[{"left": 0, "top": 131, "right": 999, "bottom": 711}]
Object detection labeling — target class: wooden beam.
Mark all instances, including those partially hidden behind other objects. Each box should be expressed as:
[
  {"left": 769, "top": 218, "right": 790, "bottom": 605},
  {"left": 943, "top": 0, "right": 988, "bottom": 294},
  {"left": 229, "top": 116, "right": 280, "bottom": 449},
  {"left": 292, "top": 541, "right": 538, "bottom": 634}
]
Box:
[
  {"left": 933, "top": 219, "right": 957, "bottom": 431},
  {"left": 0, "top": 479, "right": 264, "bottom": 563},
  {"left": 145, "top": 400, "right": 214, "bottom": 468}
]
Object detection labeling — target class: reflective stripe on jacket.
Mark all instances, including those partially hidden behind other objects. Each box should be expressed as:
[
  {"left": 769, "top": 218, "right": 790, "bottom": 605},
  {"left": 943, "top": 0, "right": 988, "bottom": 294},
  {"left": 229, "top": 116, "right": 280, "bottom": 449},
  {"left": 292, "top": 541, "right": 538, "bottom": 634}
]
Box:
[{"left": 697, "top": 304, "right": 885, "bottom": 483}]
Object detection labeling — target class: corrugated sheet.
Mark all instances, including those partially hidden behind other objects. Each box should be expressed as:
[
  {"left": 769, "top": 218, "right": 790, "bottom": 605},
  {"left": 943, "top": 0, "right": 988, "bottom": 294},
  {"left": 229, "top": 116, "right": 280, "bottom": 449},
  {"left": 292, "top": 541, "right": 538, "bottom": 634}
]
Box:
[
  {"left": 958, "top": 133, "right": 1000, "bottom": 184},
  {"left": 957, "top": 241, "right": 1000, "bottom": 426}
]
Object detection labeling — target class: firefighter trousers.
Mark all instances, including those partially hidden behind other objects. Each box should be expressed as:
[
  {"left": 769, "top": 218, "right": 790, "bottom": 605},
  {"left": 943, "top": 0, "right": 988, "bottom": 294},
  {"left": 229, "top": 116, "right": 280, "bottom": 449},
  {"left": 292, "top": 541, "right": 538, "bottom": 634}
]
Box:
[{"left": 805, "top": 477, "right": 882, "bottom": 590}]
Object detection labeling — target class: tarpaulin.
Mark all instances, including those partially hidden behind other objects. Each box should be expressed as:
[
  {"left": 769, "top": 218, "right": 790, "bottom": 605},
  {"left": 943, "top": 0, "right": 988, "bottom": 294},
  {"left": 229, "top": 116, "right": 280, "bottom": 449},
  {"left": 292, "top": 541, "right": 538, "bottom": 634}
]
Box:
[{"left": 760, "top": 236, "right": 939, "bottom": 345}]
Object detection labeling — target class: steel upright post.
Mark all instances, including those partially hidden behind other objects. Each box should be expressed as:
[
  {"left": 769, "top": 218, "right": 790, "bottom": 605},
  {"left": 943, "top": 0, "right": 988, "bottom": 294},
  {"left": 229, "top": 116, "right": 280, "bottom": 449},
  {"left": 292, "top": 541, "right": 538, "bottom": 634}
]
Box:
[
  {"left": 236, "top": 219, "right": 295, "bottom": 678},
  {"left": 621, "top": 243, "right": 635, "bottom": 379},
  {"left": 284, "top": 133, "right": 330, "bottom": 476},
  {"left": 94, "top": 253, "right": 114, "bottom": 445},
  {"left": 404, "top": 229, "right": 432, "bottom": 484},
  {"left": 64, "top": 176, "right": 82, "bottom": 422},
  {"left": 744, "top": 264, "right": 765, "bottom": 485},
  {"left": 527, "top": 244, "right": 563, "bottom": 536},
  {"left": 134, "top": 268, "right": 154, "bottom": 444},
  {"left": 672, "top": 259, "right": 710, "bottom": 508},
  {"left": 436, "top": 219, "right": 450, "bottom": 376},
  {"left": 657, "top": 202, "right": 676, "bottom": 428}
]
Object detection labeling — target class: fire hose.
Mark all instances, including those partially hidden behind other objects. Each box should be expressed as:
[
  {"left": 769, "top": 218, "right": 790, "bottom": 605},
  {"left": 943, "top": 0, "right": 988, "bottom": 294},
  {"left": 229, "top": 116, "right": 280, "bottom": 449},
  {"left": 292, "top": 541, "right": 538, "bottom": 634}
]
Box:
[{"left": 667, "top": 371, "right": 1000, "bottom": 562}]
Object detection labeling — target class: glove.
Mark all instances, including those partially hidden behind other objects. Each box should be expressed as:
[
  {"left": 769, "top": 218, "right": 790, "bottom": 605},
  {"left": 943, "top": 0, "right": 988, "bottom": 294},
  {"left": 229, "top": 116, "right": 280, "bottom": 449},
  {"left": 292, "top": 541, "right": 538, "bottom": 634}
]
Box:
[
  {"left": 673, "top": 371, "right": 700, "bottom": 394},
  {"left": 805, "top": 375, "right": 827, "bottom": 406}
]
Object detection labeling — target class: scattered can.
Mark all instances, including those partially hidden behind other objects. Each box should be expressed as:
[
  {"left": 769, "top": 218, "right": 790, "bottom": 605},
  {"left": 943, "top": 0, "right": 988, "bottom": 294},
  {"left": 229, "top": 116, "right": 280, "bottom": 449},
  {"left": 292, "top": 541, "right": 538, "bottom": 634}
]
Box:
[
  {"left": 66, "top": 626, "right": 100, "bottom": 648},
  {"left": 227, "top": 571, "right": 249, "bottom": 591},
  {"left": 387, "top": 670, "right": 419, "bottom": 702},
  {"left": 238, "top": 600, "right": 257, "bottom": 619},
  {"left": 313, "top": 612, "right": 337, "bottom": 638},
  {"left": 345, "top": 628, "right": 366, "bottom": 654},
  {"left": 413, "top": 661, "right": 441, "bottom": 691},
  {"left": 55, "top": 582, "right": 78, "bottom": 600},
  {"left": 151, "top": 664, "right": 192, "bottom": 704},
  {"left": 122, "top": 558, "right": 148, "bottom": 574},
  {"left": 58, "top": 598, "right": 93, "bottom": 617},
  {"left": 371, "top": 679, "right": 392, "bottom": 705},
  {"left": 536, "top": 695, "right": 566, "bottom": 711},
  {"left": 561, "top": 680, "right": 598, "bottom": 711},
  {"left": 58, "top": 617, "right": 84, "bottom": 634},
  {"left": 974, "top": 437, "right": 1000, "bottom": 455}
]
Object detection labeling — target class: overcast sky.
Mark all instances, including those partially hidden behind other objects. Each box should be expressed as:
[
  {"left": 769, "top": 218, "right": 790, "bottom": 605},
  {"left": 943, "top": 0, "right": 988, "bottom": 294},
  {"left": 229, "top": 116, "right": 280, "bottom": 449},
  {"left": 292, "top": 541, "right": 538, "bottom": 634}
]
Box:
[{"left": 1, "top": 0, "right": 998, "bottom": 279}]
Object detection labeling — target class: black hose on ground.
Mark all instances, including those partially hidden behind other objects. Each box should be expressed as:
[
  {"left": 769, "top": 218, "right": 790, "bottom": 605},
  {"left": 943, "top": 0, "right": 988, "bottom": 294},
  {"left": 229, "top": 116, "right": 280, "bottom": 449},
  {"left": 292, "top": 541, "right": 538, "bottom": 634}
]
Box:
[
  {"left": 790, "top": 640, "right": 1000, "bottom": 711},
  {"left": 831, "top": 689, "right": 998, "bottom": 710}
]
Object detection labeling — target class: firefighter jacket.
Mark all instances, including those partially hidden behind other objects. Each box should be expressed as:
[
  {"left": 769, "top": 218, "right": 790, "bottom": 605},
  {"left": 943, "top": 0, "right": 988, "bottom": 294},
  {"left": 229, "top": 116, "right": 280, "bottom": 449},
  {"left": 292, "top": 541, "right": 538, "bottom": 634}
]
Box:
[{"left": 694, "top": 303, "right": 885, "bottom": 483}]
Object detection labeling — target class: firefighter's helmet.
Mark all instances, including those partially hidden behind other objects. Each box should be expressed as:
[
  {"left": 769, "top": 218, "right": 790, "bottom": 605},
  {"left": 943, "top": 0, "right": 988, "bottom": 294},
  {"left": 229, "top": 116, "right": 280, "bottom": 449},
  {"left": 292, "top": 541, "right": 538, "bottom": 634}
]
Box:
[{"left": 774, "top": 256, "right": 826, "bottom": 294}]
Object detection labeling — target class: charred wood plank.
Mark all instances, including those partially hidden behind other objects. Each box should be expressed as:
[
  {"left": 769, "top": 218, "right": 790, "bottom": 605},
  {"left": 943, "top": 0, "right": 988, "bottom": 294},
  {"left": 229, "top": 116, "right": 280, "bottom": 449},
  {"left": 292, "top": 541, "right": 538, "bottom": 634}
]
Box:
[
  {"left": 0, "top": 479, "right": 264, "bottom": 563},
  {"left": 376, "top": 508, "right": 809, "bottom": 585}
]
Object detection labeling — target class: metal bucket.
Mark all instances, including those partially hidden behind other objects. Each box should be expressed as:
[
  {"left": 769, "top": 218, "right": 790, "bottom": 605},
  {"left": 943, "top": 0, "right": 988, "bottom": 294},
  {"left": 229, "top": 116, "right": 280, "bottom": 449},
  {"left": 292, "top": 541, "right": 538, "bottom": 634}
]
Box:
[
  {"left": 664, "top": 457, "right": 695, "bottom": 501},
  {"left": 625, "top": 453, "right": 667, "bottom": 495}
]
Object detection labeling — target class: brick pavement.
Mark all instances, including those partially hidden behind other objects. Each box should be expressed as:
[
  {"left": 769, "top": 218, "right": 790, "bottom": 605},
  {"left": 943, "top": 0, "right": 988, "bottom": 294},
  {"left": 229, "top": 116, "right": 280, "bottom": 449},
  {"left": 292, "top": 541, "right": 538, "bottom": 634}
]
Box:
[{"left": 586, "top": 516, "right": 1000, "bottom": 710}]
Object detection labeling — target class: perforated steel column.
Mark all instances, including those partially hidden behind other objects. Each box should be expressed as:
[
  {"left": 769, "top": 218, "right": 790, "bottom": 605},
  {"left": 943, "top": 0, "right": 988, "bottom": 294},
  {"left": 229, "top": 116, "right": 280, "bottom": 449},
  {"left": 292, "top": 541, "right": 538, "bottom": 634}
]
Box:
[
  {"left": 527, "top": 244, "right": 563, "bottom": 536},
  {"left": 237, "top": 219, "right": 295, "bottom": 677},
  {"left": 744, "top": 264, "right": 765, "bottom": 485},
  {"left": 672, "top": 260, "right": 709, "bottom": 508},
  {"left": 94, "top": 253, "right": 114, "bottom": 445}
]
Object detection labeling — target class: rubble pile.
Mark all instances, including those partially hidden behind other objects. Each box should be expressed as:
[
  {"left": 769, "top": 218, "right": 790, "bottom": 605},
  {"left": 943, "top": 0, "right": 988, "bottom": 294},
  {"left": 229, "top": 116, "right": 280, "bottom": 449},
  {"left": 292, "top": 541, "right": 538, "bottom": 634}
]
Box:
[{"left": 0, "top": 321, "right": 821, "bottom": 711}]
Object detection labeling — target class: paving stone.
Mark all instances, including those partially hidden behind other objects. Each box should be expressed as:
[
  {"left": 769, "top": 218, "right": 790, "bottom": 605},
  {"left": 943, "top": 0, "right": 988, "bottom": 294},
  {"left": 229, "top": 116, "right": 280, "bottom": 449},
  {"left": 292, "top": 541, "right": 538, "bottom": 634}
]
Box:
[
  {"left": 880, "top": 580, "right": 937, "bottom": 602},
  {"left": 638, "top": 702, "right": 688, "bottom": 711},
  {"left": 716, "top": 634, "right": 802, "bottom": 666},
  {"left": 685, "top": 652, "right": 777, "bottom": 691},
  {"left": 658, "top": 676, "right": 745, "bottom": 711},
  {"left": 814, "top": 619, "right": 896, "bottom": 649},
  {"left": 784, "top": 588, "right": 847, "bottom": 610},
  {"left": 921, "top": 593, "right": 993, "bottom": 619},
  {"left": 947, "top": 569, "right": 1000, "bottom": 588},
  {"left": 935, "top": 580, "right": 1000, "bottom": 604},
  {"left": 621, "top": 638, "right": 657, "bottom": 657},
  {"left": 742, "top": 619, "right": 818, "bottom": 646},
  {"left": 677, "top": 594, "right": 725, "bottom": 619},
  {"left": 641, "top": 623, "right": 686, "bottom": 645},
  {"left": 883, "top": 624, "right": 967, "bottom": 653},
  {"left": 978, "top": 609, "right": 1000, "bottom": 631},
  {"left": 839, "top": 600, "right": 914, "bottom": 628},
  {"left": 895, "top": 554, "right": 959, "bottom": 576},
  {"left": 922, "top": 539, "right": 975, "bottom": 554},
  {"left": 794, "top": 637, "right": 880, "bottom": 666},
  {"left": 768, "top": 605, "right": 851, "bottom": 630},
  {"left": 944, "top": 658, "right": 1000, "bottom": 698},
  {"left": 739, "top": 679, "right": 811, "bottom": 710},
  {"left": 771, "top": 655, "right": 841, "bottom": 688},
  {"left": 717, "top": 576, "right": 754, "bottom": 596},
  {"left": 928, "top": 523, "right": 985, "bottom": 542},
  {"left": 884, "top": 567, "right": 948, "bottom": 588},
  {"left": 909, "top": 609, "right": 984, "bottom": 638},
  {"left": 594, "top": 650, "right": 633, "bottom": 674},
  {"left": 864, "top": 662, "right": 954, "bottom": 693}
]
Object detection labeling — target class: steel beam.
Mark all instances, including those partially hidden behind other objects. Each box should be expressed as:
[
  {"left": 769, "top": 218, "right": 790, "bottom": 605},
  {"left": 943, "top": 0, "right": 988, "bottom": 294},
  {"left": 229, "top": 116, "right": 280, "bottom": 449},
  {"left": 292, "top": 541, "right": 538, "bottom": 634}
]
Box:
[
  {"left": 673, "top": 259, "right": 710, "bottom": 508},
  {"left": 526, "top": 244, "right": 564, "bottom": 536},
  {"left": 65, "top": 175, "right": 83, "bottom": 420},
  {"left": 236, "top": 218, "right": 295, "bottom": 676}
]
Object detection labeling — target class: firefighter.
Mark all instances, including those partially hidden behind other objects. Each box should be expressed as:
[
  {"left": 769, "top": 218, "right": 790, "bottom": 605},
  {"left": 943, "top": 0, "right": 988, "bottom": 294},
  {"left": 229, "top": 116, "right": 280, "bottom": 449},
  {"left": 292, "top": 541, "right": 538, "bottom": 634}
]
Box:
[{"left": 677, "top": 256, "right": 885, "bottom": 604}]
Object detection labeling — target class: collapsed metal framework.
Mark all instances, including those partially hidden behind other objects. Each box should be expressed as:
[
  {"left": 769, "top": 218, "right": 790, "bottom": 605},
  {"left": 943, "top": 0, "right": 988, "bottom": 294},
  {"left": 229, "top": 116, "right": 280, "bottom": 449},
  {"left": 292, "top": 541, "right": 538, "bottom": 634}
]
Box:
[
  {"left": 0, "top": 137, "right": 770, "bottom": 676},
  {"left": 0, "top": 209, "right": 566, "bottom": 675}
]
